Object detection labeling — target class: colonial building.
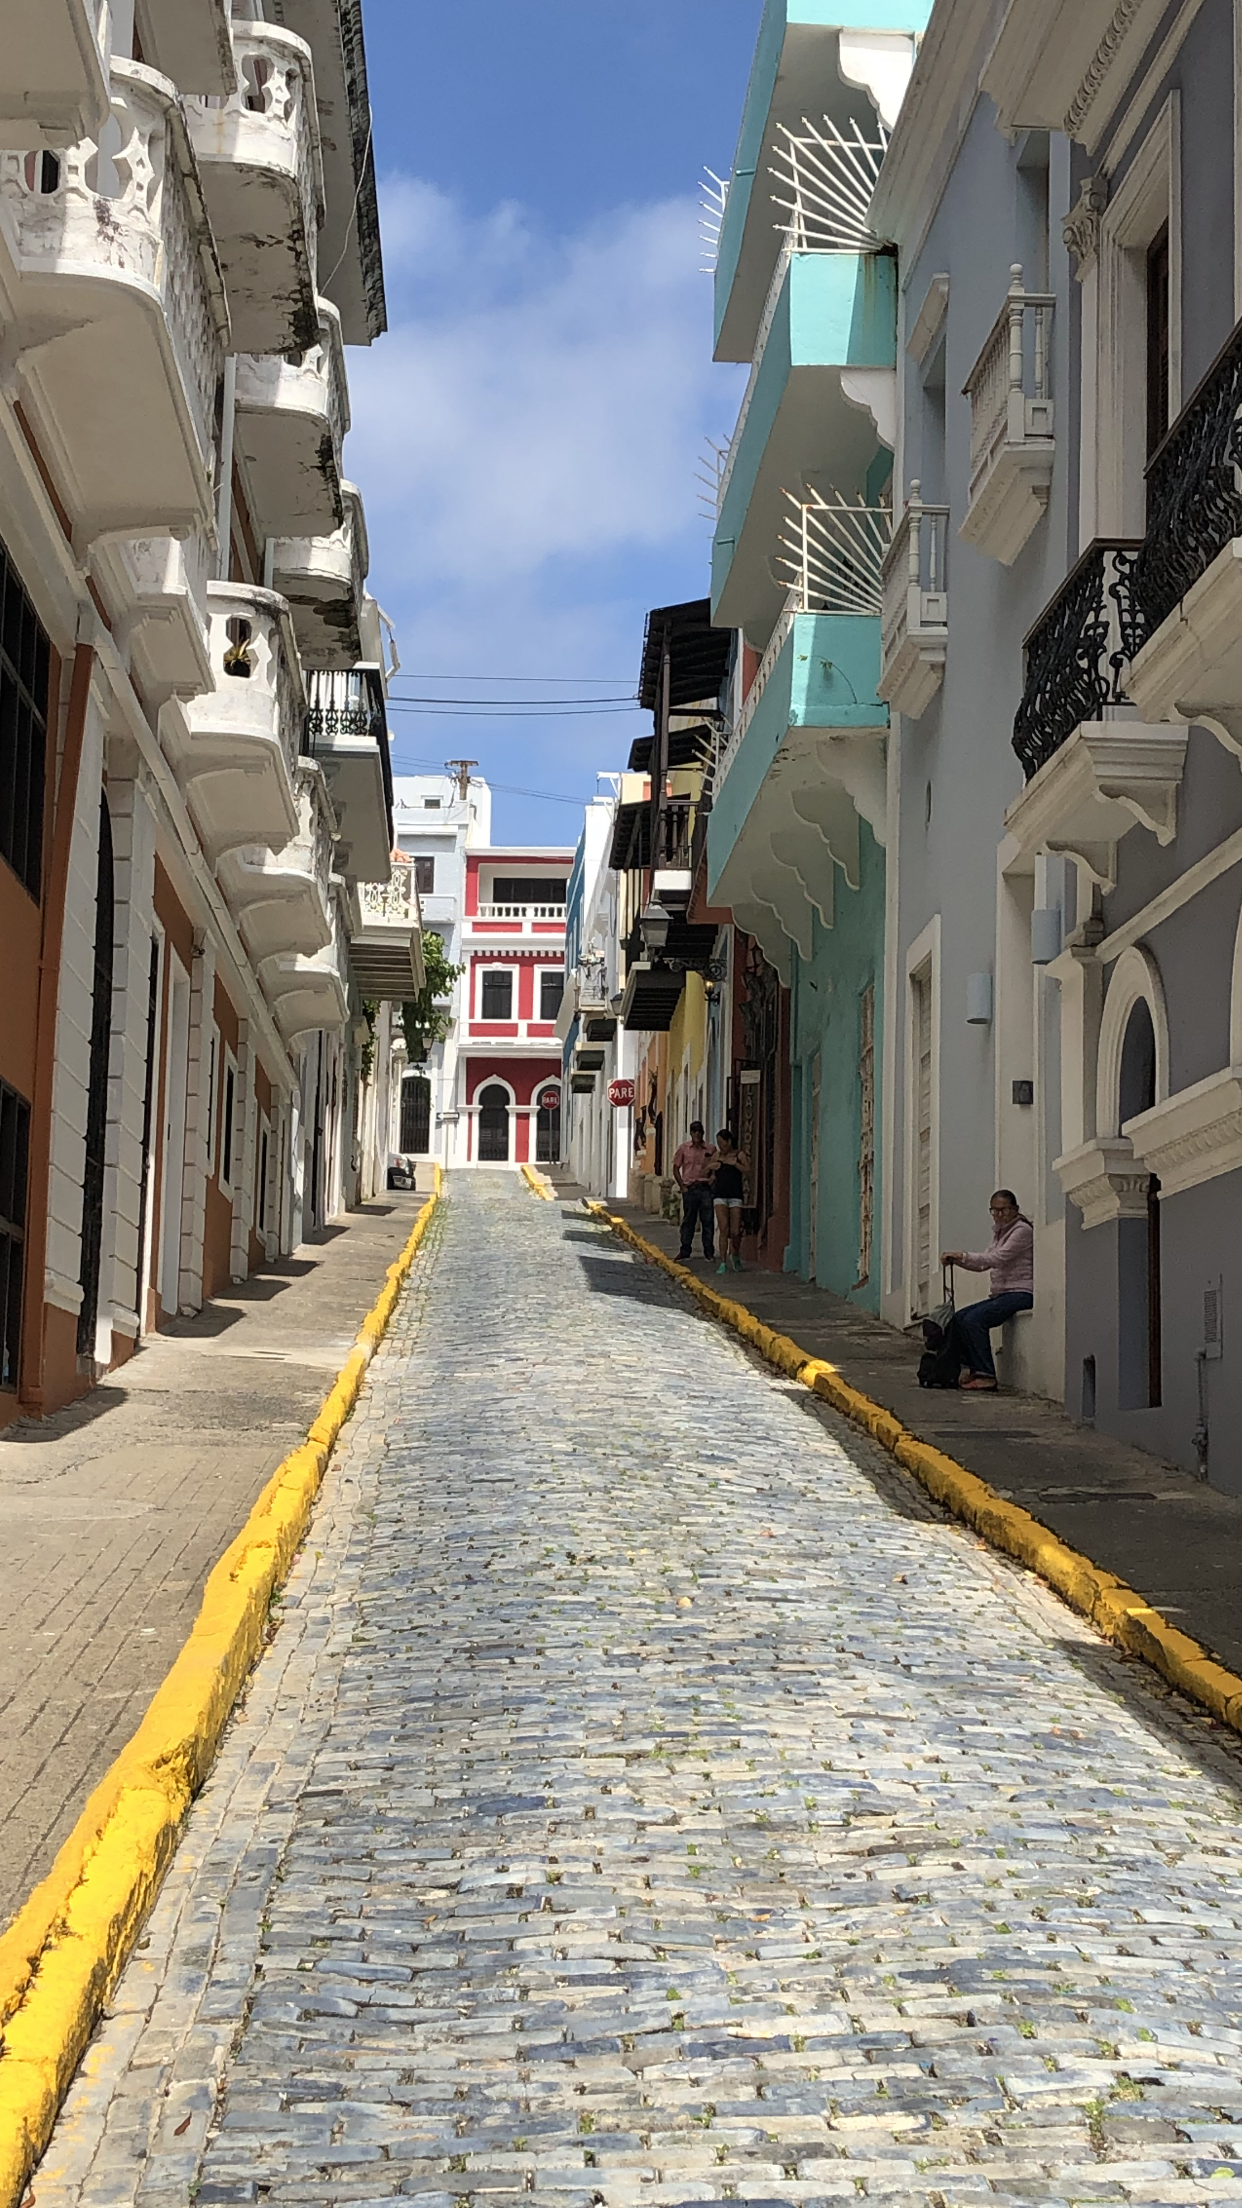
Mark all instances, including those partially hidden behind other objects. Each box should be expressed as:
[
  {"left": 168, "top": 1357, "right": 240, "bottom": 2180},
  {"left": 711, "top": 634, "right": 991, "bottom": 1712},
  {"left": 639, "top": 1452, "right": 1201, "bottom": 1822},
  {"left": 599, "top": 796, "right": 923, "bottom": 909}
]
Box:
[
  {"left": 459, "top": 846, "right": 570, "bottom": 1167},
  {"left": 0, "top": 0, "right": 420, "bottom": 1421},
  {"left": 704, "top": 0, "right": 927, "bottom": 1292}
]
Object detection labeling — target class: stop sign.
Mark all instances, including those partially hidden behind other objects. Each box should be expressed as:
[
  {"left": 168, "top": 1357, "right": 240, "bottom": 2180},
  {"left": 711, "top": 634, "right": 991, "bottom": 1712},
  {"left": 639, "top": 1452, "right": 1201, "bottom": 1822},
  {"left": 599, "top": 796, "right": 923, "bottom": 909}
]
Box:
[{"left": 608, "top": 1078, "right": 635, "bottom": 1108}]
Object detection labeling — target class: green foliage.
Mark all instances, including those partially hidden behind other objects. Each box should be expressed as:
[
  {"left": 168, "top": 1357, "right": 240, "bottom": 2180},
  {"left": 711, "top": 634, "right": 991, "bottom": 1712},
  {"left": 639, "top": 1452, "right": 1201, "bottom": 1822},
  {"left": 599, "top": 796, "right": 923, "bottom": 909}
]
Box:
[{"left": 402, "top": 932, "right": 461, "bottom": 1062}]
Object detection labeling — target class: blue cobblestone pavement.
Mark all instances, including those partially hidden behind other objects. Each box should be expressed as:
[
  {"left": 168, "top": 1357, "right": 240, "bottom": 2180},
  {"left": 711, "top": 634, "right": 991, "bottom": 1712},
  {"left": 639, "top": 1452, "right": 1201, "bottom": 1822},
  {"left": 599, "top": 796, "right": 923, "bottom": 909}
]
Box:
[{"left": 34, "top": 1173, "right": 1242, "bottom": 2207}]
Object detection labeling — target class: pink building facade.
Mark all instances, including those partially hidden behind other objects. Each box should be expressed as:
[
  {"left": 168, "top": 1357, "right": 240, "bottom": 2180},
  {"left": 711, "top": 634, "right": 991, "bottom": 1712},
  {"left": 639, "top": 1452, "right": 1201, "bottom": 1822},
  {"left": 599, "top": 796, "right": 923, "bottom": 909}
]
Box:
[{"left": 460, "top": 849, "right": 571, "bottom": 1166}]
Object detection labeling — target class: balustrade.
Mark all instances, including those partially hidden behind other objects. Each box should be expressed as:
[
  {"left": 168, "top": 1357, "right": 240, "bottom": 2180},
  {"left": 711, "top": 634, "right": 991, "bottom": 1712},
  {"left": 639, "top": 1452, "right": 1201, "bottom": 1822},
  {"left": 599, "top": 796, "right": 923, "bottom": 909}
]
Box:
[
  {"left": 878, "top": 487, "right": 949, "bottom": 717},
  {"left": 961, "top": 266, "right": 1055, "bottom": 563}
]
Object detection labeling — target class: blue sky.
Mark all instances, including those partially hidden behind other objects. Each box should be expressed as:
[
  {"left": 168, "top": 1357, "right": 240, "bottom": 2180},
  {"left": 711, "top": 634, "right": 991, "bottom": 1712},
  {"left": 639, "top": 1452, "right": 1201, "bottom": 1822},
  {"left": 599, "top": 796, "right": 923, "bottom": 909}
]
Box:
[{"left": 343, "top": 1, "right": 760, "bottom": 845}]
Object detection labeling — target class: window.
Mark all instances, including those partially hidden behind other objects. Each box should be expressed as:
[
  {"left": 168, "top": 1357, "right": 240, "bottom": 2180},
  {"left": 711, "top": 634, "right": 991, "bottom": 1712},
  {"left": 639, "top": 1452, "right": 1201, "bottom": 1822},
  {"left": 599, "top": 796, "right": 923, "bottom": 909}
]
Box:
[
  {"left": 219, "top": 1049, "right": 237, "bottom": 1194},
  {"left": 413, "top": 855, "right": 435, "bottom": 894},
  {"left": 205, "top": 1027, "right": 219, "bottom": 1178},
  {"left": 0, "top": 1075, "right": 30, "bottom": 1390},
  {"left": 1146, "top": 223, "right": 1170, "bottom": 459},
  {"left": 539, "top": 970, "right": 565, "bottom": 1021},
  {"left": 480, "top": 969, "right": 513, "bottom": 1020},
  {"left": 424, "top": 797, "right": 441, "bottom": 809},
  {"left": 0, "top": 531, "right": 50, "bottom": 902},
  {"left": 490, "top": 876, "right": 566, "bottom": 906}
]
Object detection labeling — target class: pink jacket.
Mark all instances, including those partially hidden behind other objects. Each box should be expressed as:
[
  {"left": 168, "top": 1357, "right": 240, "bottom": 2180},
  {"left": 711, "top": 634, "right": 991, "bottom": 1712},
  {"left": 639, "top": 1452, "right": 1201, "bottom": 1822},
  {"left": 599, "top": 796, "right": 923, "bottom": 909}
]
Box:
[{"left": 960, "top": 1216, "right": 1034, "bottom": 1296}]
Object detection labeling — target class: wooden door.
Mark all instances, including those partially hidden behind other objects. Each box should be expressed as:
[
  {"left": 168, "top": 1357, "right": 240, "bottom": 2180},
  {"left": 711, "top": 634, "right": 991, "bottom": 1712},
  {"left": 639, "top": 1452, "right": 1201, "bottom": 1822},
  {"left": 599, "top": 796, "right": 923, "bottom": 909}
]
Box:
[{"left": 912, "top": 968, "right": 933, "bottom": 1316}]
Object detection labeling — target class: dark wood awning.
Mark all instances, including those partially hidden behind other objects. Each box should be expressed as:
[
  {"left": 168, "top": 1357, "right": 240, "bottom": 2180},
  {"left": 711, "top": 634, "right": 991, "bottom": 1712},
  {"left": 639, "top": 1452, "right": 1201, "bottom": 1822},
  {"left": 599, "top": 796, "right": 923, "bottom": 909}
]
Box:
[
  {"left": 638, "top": 599, "right": 733, "bottom": 712},
  {"left": 621, "top": 962, "right": 686, "bottom": 1032}
]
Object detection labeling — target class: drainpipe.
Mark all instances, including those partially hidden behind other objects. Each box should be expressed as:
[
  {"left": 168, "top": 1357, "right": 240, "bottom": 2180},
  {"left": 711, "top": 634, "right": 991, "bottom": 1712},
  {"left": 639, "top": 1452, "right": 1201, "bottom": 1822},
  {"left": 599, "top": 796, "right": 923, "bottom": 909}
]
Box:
[{"left": 1192, "top": 1350, "right": 1210, "bottom": 1480}]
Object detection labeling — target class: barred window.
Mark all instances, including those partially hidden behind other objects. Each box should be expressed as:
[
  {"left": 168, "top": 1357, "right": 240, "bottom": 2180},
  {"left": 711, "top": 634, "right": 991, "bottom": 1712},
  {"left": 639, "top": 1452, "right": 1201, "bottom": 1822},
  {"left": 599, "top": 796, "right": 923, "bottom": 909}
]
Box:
[
  {"left": 0, "top": 1076, "right": 31, "bottom": 1390},
  {"left": 0, "top": 538, "right": 50, "bottom": 901}
]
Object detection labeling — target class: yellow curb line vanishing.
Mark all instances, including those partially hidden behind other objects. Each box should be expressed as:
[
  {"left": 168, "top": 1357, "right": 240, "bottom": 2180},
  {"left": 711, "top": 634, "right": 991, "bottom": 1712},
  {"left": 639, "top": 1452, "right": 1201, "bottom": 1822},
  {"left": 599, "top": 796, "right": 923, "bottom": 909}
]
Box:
[
  {"left": 0, "top": 1168, "right": 444, "bottom": 2208},
  {"left": 521, "top": 1162, "right": 554, "bottom": 1200},
  {"left": 588, "top": 1202, "right": 1242, "bottom": 1741}
]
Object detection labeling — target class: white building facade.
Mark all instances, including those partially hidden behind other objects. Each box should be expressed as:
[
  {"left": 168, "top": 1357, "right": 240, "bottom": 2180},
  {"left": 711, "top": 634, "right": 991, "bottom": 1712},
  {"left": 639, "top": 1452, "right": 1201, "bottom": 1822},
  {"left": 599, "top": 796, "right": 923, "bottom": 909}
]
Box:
[{"left": 0, "top": 0, "right": 420, "bottom": 1424}]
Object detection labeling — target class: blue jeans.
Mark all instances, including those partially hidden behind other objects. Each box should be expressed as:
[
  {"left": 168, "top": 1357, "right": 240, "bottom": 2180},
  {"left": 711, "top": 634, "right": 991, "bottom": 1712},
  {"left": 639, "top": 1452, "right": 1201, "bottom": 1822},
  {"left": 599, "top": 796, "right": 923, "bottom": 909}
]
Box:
[
  {"left": 951, "top": 1291, "right": 1034, "bottom": 1380},
  {"left": 678, "top": 1181, "right": 715, "bottom": 1257}
]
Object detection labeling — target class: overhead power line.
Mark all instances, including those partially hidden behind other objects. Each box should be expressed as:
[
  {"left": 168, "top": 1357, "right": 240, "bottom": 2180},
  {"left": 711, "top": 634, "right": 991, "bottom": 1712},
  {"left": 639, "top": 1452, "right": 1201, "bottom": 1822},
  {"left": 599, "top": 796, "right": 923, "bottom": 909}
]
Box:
[{"left": 386, "top": 693, "right": 637, "bottom": 707}]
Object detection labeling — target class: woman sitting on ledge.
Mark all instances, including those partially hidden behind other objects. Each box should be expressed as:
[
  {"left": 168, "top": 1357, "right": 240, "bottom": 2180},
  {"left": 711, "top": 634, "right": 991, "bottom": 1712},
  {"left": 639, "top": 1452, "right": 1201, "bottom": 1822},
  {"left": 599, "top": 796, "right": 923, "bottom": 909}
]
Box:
[{"left": 941, "top": 1190, "right": 1034, "bottom": 1392}]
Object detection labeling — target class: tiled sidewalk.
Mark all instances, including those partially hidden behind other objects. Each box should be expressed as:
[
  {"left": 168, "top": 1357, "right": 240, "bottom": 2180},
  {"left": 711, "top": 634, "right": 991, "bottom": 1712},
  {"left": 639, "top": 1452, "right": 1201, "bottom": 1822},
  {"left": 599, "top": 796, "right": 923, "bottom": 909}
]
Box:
[{"left": 0, "top": 1190, "right": 423, "bottom": 1928}]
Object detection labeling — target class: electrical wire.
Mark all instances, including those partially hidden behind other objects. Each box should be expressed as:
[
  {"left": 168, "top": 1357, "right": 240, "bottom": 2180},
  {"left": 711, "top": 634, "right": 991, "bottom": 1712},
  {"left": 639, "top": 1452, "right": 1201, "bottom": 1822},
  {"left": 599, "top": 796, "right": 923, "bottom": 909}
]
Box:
[
  {"left": 387, "top": 693, "right": 637, "bottom": 706},
  {"left": 390, "top": 754, "right": 594, "bottom": 805},
  {"left": 390, "top": 673, "right": 633, "bottom": 685},
  {"left": 385, "top": 701, "right": 643, "bottom": 718}
]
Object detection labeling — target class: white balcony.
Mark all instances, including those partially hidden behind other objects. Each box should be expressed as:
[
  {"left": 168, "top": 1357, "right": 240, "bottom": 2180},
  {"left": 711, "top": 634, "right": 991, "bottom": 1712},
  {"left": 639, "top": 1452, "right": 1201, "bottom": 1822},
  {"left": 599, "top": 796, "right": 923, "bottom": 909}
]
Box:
[
  {"left": 272, "top": 482, "right": 367, "bottom": 667},
  {"left": 108, "top": 532, "right": 213, "bottom": 703},
  {"left": 266, "top": 903, "right": 350, "bottom": 1044},
  {"left": 166, "top": 582, "right": 302, "bottom": 861},
  {"left": 0, "top": 0, "right": 109, "bottom": 149},
  {"left": 217, "top": 764, "right": 335, "bottom": 972},
  {"left": 186, "top": 22, "right": 323, "bottom": 356},
  {"left": 349, "top": 865, "right": 425, "bottom": 1000},
  {"left": 234, "top": 297, "right": 347, "bottom": 539},
  {"left": 303, "top": 665, "right": 393, "bottom": 884},
  {"left": 960, "top": 268, "right": 1054, "bottom": 565},
  {"left": 0, "top": 63, "right": 226, "bottom": 539},
  {"left": 878, "top": 489, "right": 949, "bottom": 718}
]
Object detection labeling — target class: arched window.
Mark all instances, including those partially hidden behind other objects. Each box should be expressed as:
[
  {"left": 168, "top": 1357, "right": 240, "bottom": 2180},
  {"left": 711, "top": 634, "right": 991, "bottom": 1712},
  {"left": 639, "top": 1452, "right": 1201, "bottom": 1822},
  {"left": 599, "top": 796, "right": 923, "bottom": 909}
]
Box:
[
  {"left": 1096, "top": 945, "right": 1168, "bottom": 1137},
  {"left": 535, "top": 1083, "right": 561, "bottom": 1164},
  {"left": 478, "top": 1082, "right": 511, "bottom": 1163},
  {"left": 1117, "top": 996, "right": 1162, "bottom": 1411}
]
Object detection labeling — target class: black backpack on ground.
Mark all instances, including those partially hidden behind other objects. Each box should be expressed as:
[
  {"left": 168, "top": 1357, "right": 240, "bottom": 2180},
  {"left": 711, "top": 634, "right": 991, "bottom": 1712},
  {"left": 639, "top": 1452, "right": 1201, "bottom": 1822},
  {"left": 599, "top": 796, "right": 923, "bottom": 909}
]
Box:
[{"left": 917, "top": 1265, "right": 960, "bottom": 1388}]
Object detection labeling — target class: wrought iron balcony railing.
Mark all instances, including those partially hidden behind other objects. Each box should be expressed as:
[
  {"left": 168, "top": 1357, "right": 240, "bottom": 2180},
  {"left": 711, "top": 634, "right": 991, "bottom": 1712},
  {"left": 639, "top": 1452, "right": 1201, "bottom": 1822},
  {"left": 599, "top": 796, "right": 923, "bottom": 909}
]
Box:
[
  {"left": 1012, "top": 540, "right": 1148, "bottom": 781},
  {"left": 1135, "top": 314, "right": 1242, "bottom": 634}
]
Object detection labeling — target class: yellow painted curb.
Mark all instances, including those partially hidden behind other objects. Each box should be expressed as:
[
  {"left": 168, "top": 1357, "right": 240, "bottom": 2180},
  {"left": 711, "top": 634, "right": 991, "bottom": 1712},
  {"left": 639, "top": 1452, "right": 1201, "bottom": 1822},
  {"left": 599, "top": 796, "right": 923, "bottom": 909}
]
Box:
[
  {"left": 587, "top": 1202, "right": 1242, "bottom": 1742},
  {"left": 521, "top": 1162, "right": 554, "bottom": 1201},
  {"left": 0, "top": 1171, "right": 444, "bottom": 2207}
]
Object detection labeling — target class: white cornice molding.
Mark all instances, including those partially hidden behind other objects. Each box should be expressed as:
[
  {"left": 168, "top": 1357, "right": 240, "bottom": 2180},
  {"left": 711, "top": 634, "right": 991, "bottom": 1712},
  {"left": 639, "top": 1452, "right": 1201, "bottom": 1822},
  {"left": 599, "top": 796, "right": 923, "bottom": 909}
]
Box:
[
  {"left": 1125, "top": 1070, "right": 1242, "bottom": 1198},
  {"left": 868, "top": 0, "right": 999, "bottom": 251}
]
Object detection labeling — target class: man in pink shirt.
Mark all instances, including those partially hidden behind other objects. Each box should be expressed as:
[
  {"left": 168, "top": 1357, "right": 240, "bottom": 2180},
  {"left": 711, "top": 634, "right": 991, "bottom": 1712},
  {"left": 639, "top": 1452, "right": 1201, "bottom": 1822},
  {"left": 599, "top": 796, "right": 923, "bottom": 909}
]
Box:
[
  {"left": 673, "top": 1121, "right": 715, "bottom": 1261},
  {"left": 942, "top": 1188, "right": 1034, "bottom": 1391}
]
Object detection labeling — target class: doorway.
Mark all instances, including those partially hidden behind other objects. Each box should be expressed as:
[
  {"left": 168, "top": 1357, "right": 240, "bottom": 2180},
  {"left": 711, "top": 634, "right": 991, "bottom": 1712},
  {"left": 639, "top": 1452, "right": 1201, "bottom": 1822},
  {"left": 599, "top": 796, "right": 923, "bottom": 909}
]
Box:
[
  {"left": 911, "top": 964, "right": 933, "bottom": 1315},
  {"left": 478, "top": 1083, "right": 511, "bottom": 1162},
  {"left": 401, "top": 1074, "right": 431, "bottom": 1154}
]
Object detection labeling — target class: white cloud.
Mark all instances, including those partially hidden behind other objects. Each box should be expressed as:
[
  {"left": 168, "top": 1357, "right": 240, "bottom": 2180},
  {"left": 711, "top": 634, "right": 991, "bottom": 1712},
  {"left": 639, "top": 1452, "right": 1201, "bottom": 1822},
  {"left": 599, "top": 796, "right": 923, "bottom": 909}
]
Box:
[
  {"left": 346, "top": 178, "right": 739, "bottom": 592},
  {"left": 342, "top": 177, "right": 743, "bottom": 830}
]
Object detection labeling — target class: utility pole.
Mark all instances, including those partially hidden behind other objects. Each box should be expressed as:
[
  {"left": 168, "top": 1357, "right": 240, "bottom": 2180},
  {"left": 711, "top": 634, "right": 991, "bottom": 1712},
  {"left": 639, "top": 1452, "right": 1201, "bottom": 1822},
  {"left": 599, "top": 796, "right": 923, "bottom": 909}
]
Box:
[{"left": 444, "top": 759, "right": 477, "bottom": 803}]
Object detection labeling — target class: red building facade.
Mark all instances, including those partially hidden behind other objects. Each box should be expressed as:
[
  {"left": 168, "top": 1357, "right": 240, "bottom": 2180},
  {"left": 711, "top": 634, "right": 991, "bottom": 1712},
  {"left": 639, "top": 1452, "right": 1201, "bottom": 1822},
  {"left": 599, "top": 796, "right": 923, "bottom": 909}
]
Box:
[{"left": 459, "top": 849, "right": 570, "bottom": 1166}]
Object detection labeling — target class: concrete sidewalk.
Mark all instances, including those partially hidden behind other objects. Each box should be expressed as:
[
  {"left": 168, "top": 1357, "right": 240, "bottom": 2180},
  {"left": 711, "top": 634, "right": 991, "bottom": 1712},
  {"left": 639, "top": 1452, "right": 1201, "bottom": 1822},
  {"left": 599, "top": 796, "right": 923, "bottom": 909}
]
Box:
[
  {"left": 563, "top": 1179, "right": 1242, "bottom": 1681},
  {"left": 0, "top": 1192, "right": 423, "bottom": 1930}
]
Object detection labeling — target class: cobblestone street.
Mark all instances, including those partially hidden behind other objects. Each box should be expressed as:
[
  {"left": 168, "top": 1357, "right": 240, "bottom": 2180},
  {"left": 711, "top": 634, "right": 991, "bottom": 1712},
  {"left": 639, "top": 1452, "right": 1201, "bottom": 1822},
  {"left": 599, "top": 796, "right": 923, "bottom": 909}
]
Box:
[{"left": 36, "top": 1174, "right": 1242, "bottom": 2208}]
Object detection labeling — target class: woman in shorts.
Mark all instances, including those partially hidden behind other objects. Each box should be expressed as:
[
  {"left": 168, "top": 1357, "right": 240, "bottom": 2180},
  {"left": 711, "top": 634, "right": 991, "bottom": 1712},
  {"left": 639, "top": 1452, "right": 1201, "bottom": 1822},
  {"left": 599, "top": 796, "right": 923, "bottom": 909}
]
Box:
[{"left": 710, "top": 1129, "right": 749, "bottom": 1273}]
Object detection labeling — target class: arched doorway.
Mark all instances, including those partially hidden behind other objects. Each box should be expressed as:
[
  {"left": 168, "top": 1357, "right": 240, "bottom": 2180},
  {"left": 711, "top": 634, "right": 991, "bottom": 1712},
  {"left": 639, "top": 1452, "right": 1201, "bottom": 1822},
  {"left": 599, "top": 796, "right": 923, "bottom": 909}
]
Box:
[
  {"left": 535, "top": 1082, "right": 561, "bottom": 1164},
  {"left": 478, "top": 1082, "right": 511, "bottom": 1163},
  {"left": 78, "top": 794, "right": 115, "bottom": 1356},
  {"left": 401, "top": 1073, "right": 431, "bottom": 1154}
]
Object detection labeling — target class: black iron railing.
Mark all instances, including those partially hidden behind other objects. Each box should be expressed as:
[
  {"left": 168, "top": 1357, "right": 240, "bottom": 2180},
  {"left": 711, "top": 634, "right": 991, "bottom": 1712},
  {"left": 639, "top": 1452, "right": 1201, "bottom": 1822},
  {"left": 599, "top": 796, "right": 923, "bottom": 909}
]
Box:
[
  {"left": 305, "top": 664, "right": 393, "bottom": 837},
  {"left": 1135, "top": 315, "right": 1242, "bottom": 633},
  {"left": 1013, "top": 539, "right": 1147, "bottom": 780}
]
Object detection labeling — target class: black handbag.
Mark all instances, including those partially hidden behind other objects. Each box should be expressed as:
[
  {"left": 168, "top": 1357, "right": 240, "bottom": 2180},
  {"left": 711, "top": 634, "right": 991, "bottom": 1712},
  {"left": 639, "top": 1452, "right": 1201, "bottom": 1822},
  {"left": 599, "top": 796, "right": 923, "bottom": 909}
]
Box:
[{"left": 917, "top": 1264, "right": 960, "bottom": 1387}]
